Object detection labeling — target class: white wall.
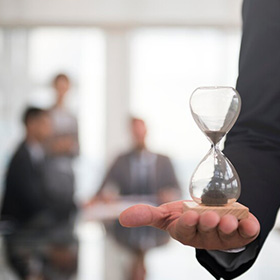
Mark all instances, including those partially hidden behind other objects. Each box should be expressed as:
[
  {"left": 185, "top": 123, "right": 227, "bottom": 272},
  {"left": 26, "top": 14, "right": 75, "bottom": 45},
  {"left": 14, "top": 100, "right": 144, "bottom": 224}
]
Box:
[{"left": 0, "top": 0, "right": 242, "bottom": 27}]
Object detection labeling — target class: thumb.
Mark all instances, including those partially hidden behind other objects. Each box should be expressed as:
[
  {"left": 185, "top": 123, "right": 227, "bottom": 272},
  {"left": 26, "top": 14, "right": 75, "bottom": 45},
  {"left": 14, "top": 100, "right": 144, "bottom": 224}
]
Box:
[{"left": 119, "top": 204, "right": 162, "bottom": 228}]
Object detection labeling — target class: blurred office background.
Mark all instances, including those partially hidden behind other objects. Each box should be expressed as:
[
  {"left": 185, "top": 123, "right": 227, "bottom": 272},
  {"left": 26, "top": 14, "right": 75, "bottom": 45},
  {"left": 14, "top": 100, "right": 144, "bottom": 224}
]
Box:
[{"left": 0, "top": 0, "right": 280, "bottom": 279}]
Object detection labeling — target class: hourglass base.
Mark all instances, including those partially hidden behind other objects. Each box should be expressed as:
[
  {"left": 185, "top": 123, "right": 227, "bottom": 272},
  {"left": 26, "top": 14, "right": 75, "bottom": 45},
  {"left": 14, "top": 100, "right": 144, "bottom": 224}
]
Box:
[{"left": 183, "top": 201, "right": 249, "bottom": 220}]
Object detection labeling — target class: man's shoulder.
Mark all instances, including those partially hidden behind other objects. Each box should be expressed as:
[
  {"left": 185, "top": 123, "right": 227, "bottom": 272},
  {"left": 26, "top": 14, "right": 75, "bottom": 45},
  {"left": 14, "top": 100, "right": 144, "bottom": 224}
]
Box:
[
  {"left": 8, "top": 142, "right": 29, "bottom": 167},
  {"left": 115, "top": 151, "right": 132, "bottom": 161},
  {"left": 115, "top": 150, "right": 171, "bottom": 162},
  {"left": 13, "top": 141, "right": 28, "bottom": 156},
  {"left": 153, "top": 152, "right": 170, "bottom": 161}
]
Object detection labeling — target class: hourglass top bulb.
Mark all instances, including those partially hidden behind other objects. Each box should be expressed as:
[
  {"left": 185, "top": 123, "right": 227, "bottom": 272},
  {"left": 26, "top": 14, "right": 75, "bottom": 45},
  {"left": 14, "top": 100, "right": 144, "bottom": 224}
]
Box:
[
  {"left": 190, "top": 86, "right": 241, "bottom": 146},
  {"left": 189, "top": 87, "right": 241, "bottom": 206}
]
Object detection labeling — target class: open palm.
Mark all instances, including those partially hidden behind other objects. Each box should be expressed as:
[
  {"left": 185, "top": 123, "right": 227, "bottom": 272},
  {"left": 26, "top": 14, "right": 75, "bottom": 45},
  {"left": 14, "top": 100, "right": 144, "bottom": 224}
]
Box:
[{"left": 119, "top": 200, "right": 260, "bottom": 251}]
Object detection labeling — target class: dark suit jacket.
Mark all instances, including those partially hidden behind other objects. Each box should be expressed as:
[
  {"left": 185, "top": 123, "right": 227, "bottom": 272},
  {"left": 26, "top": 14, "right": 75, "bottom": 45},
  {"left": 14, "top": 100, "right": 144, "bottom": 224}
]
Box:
[
  {"left": 1, "top": 141, "right": 50, "bottom": 227},
  {"left": 1, "top": 141, "right": 77, "bottom": 231},
  {"left": 196, "top": 0, "right": 280, "bottom": 279},
  {"left": 100, "top": 149, "right": 180, "bottom": 196},
  {"left": 99, "top": 149, "right": 180, "bottom": 251}
]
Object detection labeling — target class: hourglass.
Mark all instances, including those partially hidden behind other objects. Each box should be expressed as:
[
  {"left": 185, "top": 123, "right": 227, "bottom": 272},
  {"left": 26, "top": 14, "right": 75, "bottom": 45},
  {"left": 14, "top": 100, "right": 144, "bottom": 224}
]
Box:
[{"left": 183, "top": 87, "right": 249, "bottom": 219}]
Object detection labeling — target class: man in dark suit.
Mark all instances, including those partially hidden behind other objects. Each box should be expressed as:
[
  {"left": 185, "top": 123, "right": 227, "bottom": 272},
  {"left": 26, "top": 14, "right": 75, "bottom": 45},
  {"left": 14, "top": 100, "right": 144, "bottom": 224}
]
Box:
[
  {"left": 94, "top": 117, "right": 181, "bottom": 280},
  {"left": 119, "top": 0, "right": 280, "bottom": 279},
  {"left": 1, "top": 107, "right": 52, "bottom": 228},
  {"left": 1, "top": 107, "right": 78, "bottom": 280},
  {"left": 1, "top": 107, "right": 53, "bottom": 279}
]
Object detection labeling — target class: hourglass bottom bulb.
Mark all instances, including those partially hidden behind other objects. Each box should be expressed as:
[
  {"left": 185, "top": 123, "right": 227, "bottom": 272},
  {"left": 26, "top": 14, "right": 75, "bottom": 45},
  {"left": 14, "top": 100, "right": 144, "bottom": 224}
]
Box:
[{"left": 190, "top": 146, "right": 241, "bottom": 206}]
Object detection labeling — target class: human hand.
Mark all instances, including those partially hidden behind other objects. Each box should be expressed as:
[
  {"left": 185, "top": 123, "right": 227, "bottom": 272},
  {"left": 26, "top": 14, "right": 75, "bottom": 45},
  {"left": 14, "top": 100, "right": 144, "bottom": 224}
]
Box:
[{"left": 119, "top": 200, "right": 260, "bottom": 251}]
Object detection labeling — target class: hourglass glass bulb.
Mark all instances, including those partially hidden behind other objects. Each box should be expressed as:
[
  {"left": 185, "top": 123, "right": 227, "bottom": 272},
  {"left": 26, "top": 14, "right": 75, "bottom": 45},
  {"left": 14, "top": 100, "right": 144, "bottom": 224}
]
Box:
[
  {"left": 190, "top": 86, "right": 241, "bottom": 145},
  {"left": 189, "top": 87, "right": 241, "bottom": 206}
]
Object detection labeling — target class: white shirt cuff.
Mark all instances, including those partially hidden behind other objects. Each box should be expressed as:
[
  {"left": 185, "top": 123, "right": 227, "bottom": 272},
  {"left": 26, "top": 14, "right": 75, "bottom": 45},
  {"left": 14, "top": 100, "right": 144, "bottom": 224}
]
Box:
[{"left": 219, "top": 247, "right": 246, "bottom": 253}]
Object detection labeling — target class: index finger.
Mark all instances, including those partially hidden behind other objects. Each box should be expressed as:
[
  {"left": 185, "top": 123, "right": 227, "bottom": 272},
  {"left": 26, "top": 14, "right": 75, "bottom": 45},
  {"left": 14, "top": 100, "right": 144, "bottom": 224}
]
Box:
[{"left": 168, "top": 210, "right": 199, "bottom": 245}]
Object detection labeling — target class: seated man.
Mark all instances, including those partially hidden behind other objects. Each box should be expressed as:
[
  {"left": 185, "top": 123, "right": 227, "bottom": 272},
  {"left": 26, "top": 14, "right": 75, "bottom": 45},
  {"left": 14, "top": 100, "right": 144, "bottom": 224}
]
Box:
[{"left": 91, "top": 118, "right": 181, "bottom": 280}]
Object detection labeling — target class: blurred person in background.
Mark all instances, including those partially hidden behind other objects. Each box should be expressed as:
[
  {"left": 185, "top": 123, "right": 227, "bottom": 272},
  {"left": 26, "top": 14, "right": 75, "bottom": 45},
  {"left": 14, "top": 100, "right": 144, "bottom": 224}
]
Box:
[
  {"left": 44, "top": 73, "right": 79, "bottom": 221},
  {"left": 1, "top": 107, "right": 53, "bottom": 279},
  {"left": 90, "top": 117, "right": 181, "bottom": 280},
  {"left": 42, "top": 73, "right": 80, "bottom": 279},
  {"left": 1, "top": 103, "right": 79, "bottom": 280}
]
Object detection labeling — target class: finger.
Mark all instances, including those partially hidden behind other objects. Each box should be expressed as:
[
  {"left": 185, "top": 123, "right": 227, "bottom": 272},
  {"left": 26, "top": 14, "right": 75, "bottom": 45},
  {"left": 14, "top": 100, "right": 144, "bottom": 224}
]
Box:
[
  {"left": 219, "top": 214, "right": 239, "bottom": 236},
  {"left": 238, "top": 213, "right": 260, "bottom": 239},
  {"left": 198, "top": 211, "right": 220, "bottom": 232},
  {"left": 197, "top": 212, "right": 220, "bottom": 247},
  {"left": 217, "top": 215, "right": 239, "bottom": 245},
  {"left": 119, "top": 204, "right": 164, "bottom": 228},
  {"left": 169, "top": 210, "right": 199, "bottom": 244},
  {"left": 179, "top": 211, "right": 219, "bottom": 250}
]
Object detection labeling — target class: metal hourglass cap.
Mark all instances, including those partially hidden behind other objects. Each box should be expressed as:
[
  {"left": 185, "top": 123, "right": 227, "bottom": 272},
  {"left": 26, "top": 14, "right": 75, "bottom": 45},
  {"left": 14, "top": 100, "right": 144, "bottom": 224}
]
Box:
[{"left": 189, "top": 86, "right": 241, "bottom": 206}]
